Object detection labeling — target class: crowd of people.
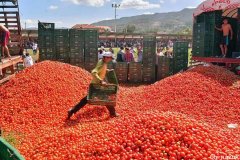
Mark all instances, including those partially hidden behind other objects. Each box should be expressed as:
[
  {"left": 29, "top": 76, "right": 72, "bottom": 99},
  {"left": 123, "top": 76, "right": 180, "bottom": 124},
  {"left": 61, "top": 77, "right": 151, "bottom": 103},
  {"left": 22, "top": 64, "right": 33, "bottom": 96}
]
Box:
[
  {"left": 98, "top": 45, "right": 174, "bottom": 64},
  {"left": 98, "top": 39, "right": 142, "bottom": 48},
  {"left": 23, "top": 40, "right": 38, "bottom": 53},
  {"left": 98, "top": 39, "right": 178, "bottom": 49}
]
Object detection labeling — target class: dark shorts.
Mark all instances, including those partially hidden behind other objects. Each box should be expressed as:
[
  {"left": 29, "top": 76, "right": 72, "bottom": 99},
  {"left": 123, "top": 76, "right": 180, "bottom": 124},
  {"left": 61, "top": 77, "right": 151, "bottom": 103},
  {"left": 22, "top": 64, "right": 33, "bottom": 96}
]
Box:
[{"left": 221, "top": 36, "right": 229, "bottom": 45}]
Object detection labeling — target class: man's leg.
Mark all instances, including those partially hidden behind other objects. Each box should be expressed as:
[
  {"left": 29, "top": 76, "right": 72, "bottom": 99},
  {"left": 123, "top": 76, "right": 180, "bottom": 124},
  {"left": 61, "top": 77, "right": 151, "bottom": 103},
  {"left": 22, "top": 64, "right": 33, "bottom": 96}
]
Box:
[
  {"left": 67, "top": 96, "right": 88, "bottom": 119},
  {"left": 224, "top": 45, "right": 228, "bottom": 57},
  {"left": 106, "top": 105, "right": 118, "bottom": 117},
  {"left": 4, "top": 45, "right": 11, "bottom": 57},
  {"left": 2, "top": 46, "right": 5, "bottom": 58},
  {"left": 220, "top": 44, "right": 224, "bottom": 57}
]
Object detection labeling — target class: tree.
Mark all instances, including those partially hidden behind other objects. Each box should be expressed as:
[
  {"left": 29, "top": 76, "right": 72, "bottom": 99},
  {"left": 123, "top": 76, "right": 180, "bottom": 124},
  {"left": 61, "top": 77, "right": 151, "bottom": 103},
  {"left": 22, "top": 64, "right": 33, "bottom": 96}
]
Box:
[
  {"left": 124, "top": 24, "right": 136, "bottom": 33},
  {"left": 177, "top": 27, "right": 192, "bottom": 35}
]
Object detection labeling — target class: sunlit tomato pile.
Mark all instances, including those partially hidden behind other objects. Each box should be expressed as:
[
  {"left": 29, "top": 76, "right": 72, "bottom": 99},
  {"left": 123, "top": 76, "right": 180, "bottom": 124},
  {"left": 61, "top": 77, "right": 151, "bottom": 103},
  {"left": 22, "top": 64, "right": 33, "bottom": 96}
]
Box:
[{"left": 0, "top": 61, "right": 239, "bottom": 159}]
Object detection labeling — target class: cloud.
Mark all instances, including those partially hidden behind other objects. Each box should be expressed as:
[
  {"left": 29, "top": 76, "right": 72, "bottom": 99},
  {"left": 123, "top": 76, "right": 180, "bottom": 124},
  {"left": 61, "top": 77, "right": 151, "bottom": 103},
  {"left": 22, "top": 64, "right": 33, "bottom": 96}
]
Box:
[
  {"left": 61, "top": 0, "right": 110, "bottom": 7},
  {"left": 159, "top": 0, "right": 164, "bottom": 4},
  {"left": 22, "top": 19, "right": 38, "bottom": 28},
  {"left": 120, "top": 0, "right": 161, "bottom": 10},
  {"left": 186, "top": 6, "right": 196, "bottom": 9},
  {"left": 49, "top": 5, "right": 59, "bottom": 10},
  {"left": 170, "top": 0, "right": 177, "bottom": 3},
  {"left": 24, "top": 19, "right": 38, "bottom": 24},
  {"left": 143, "top": 12, "right": 155, "bottom": 15}
]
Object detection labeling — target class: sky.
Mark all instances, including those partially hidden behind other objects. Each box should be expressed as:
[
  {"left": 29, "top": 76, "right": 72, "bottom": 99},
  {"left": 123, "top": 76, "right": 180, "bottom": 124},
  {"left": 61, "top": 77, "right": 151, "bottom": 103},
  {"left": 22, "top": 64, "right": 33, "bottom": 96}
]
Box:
[{"left": 18, "top": 0, "right": 205, "bottom": 28}]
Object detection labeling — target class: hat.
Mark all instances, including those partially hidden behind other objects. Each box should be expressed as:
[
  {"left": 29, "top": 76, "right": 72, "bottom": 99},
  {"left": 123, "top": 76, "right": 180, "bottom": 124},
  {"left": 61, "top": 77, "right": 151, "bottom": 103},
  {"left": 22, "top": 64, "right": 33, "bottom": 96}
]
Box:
[
  {"left": 101, "top": 46, "right": 105, "bottom": 50},
  {"left": 102, "top": 52, "right": 114, "bottom": 58}
]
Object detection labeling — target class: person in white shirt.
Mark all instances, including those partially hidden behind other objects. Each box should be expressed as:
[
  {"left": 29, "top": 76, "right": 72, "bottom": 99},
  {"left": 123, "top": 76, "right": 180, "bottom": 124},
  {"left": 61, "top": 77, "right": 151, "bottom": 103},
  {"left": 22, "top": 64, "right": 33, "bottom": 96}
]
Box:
[
  {"left": 23, "top": 53, "right": 34, "bottom": 67},
  {"left": 98, "top": 49, "right": 104, "bottom": 60},
  {"left": 156, "top": 48, "right": 164, "bottom": 65},
  {"left": 32, "top": 42, "right": 38, "bottom": 54}
]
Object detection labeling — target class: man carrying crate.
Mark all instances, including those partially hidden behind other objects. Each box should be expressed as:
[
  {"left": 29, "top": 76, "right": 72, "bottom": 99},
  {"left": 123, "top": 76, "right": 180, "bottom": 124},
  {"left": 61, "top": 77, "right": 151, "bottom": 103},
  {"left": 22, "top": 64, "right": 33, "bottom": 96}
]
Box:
[{"left": 67, "top": 52, "right": 119, "bottom": 120}]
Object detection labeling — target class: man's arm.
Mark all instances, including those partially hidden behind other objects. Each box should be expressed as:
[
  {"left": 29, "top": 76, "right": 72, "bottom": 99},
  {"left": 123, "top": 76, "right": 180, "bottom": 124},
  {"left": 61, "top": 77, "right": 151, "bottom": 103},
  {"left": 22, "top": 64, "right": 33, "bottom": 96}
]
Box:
[
  {"left": 92, "top": 72, "right": 103, "bottom": 82},
  {"left": 215, "top": 26, "right": 222, "bottom": 31}
]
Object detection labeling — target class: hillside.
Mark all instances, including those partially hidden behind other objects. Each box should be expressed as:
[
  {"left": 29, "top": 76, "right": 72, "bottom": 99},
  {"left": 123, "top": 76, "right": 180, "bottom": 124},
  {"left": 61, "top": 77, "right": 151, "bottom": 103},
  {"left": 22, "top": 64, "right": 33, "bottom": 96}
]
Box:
[{"left": 92, "top": 8, "right": 194, "bottom": 34}]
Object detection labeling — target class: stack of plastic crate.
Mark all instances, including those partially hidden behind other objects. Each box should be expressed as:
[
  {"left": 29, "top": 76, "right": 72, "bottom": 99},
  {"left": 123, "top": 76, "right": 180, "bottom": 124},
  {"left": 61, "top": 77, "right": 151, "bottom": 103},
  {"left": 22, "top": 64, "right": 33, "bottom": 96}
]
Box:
[
  {"left": 142, "top": 35, "right": 156, "bottom": 83},
  {"left": 128, "top": 62, "right": 142, "bottom": 83},
  {"left": 173, "top": 41, "right": 189, "bottom": 74},
  {"left": 69, "top": 29, "right": 85, "bottom": 68},
  {"left": 54, "top": 29, "right": 69, "bottom": 63},
  {"left": 84, "top": 29, "right": 99, "bottom": 72},
  {"left": 38, "top": 22, "right": 55, "bottom": 61}
]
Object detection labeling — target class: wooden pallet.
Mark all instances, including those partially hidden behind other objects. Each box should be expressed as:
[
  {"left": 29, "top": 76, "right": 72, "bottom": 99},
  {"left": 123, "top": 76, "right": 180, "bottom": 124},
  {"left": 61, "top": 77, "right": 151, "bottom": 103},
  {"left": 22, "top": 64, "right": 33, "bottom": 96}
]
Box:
[
  {"left": 0, "top": 56, "right": 22, "bottom": 84},
  {"left": 0, "top": 56, "right": 22, "bottom": 69}
]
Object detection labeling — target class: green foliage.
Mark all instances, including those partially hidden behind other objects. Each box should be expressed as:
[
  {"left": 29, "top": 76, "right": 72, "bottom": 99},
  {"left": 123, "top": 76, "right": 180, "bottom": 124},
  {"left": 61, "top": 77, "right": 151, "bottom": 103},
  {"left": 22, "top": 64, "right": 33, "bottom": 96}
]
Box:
[{"left": 123, "top": 24, "right": 136, "bottom": 33}]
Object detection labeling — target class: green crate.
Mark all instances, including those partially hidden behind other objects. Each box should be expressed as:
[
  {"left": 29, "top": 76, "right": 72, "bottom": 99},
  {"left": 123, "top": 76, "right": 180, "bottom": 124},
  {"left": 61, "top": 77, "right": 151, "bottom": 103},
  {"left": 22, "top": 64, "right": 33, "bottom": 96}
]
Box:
[
  {"left": 143, "top": 35, "right": 157, "bottom": 41},
  {"left": 115, "top": 62, "right": 128, "bottom": 68},
  {"left": 87, "top": 78, "right": 118, "bottom": 105},
  {"left": 107, "top": 62, "right": 115, "bottom": 69},
  {"left": 128, "top": 65, "right": 142, "bottom": 83},
  {"left": 69, "top": 57, "right": 84, "bottom": 66},
  {"left": 38, "top": 22, "right": 55, "bottom": 30},
  {"left": 129, "top": 62, "right": 142, "bottom": 69},
  {"left": 54, "top": 29, "right": 69, "bottom": 35},
  {"left": 85, "top": 43, "right": 98, "bottom": 49},
  {"left": 0, "top": 137, "right": 25, "bottom": 160},
  {"left": 39, "top": 53, "right": 56, "bottom": 61},
  {"left": 128, "top": 74, "right": 142, "bottom": 83},
  {"left": 142, "top": 75, "right": 155, "bottom": 83},
  {"left": 87, "top": 84, "right": 118, "bottom": 106},
  {"left": 84, "top": 30, "right": 99, "bottom": 36}
]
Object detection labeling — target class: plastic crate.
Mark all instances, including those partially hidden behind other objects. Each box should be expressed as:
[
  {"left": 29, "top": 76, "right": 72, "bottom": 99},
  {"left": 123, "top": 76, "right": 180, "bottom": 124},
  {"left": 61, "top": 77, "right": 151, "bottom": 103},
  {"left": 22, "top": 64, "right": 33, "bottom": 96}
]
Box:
[
  {"left": 54, "top": 29, "right": 68, "bottom": 35},
  {"left": 115, "top": 62, "right": 128, "bottom": 68},
  {"left": 107, "top": 62, "right": 115, "bottom": 69},
  {"left": 129, "top": 62, "right": 142, "bottom": 68},
  {"left": 87, "top": 70, "right": 118, "bottom": 106},
  {"left": 143, "top": 35, "right": 157, "bottom": 42},
  {"left": 142, "top": 75, "right": 155, "bottom": 83},
  {"left": 39, "top": 53, "right": 56, "bottom": 61},
  {"left": 38, "top": 22, "right": 54, "bottom": 30},
  {"left": 128, "top": 74, "right": 142, "bottom": 83},
  {"left": 0, "top": 137, "right": 25, "bottom": 160},
  {"left": 128, "top": 62, "right": 142, "bottom": 83}
]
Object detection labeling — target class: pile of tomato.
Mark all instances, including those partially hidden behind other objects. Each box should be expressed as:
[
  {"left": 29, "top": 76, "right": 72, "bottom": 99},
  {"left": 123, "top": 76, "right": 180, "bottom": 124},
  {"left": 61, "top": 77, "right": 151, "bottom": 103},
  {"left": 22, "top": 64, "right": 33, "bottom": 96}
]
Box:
[{"left": 0, "top": 61, "right": 239, "bottom": 159}]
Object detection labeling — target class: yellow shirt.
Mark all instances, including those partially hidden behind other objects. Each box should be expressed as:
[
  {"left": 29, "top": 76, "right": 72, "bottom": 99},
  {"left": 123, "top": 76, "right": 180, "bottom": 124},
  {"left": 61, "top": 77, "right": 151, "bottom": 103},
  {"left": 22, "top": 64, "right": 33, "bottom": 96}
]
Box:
[{"left": 91, "top": 60, "right": 107, "bottom": 84}]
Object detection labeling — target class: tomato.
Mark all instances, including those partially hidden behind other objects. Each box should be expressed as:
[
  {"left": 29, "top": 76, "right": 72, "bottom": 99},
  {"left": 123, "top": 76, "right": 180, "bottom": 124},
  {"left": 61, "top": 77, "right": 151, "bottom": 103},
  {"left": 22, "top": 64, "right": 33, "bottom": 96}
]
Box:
[{"left": 0, "top": 61, "right": 239, "bottom": 159}]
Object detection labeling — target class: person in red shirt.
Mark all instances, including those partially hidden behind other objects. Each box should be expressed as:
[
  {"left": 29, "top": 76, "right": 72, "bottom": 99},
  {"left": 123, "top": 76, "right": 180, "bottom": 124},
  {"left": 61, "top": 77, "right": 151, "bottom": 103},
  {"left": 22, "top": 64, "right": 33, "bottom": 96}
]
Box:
[
  {"left": 124, "top": 47, "right": 134, "bottom": 62},
  {"left": 0, "top": 25, "right": 11, "bottom": 58}
]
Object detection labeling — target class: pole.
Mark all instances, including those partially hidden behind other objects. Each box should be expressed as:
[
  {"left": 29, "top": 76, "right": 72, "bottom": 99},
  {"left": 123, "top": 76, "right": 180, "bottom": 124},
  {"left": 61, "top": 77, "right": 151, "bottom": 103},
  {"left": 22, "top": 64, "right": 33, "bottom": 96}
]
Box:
[
  {"left": 114, "top": 6, "right": 117, "bottom": 47},
  {"left": 112, "top": 3, "right": 120, "bottom": 47}
]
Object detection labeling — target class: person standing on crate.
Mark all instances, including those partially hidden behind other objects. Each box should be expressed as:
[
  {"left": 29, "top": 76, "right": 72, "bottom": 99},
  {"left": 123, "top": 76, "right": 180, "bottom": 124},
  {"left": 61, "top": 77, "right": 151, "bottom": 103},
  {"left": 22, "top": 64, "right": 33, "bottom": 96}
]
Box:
[
  {"left": 215, "top": 19, "right": 233, "bottom": 58},
  {"left": 0, "top": 25, "right": 11, "bottom": 58},
  {"left": 67, "top": 52, "right": 119, "bottom": 120}
]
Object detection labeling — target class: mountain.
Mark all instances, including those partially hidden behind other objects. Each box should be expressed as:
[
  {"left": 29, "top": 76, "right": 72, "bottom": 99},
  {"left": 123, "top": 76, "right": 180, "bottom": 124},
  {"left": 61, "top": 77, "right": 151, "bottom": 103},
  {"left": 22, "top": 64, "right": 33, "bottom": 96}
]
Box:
[{"left": 92, "top": 8, "right": 194, "bottom": 34}]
